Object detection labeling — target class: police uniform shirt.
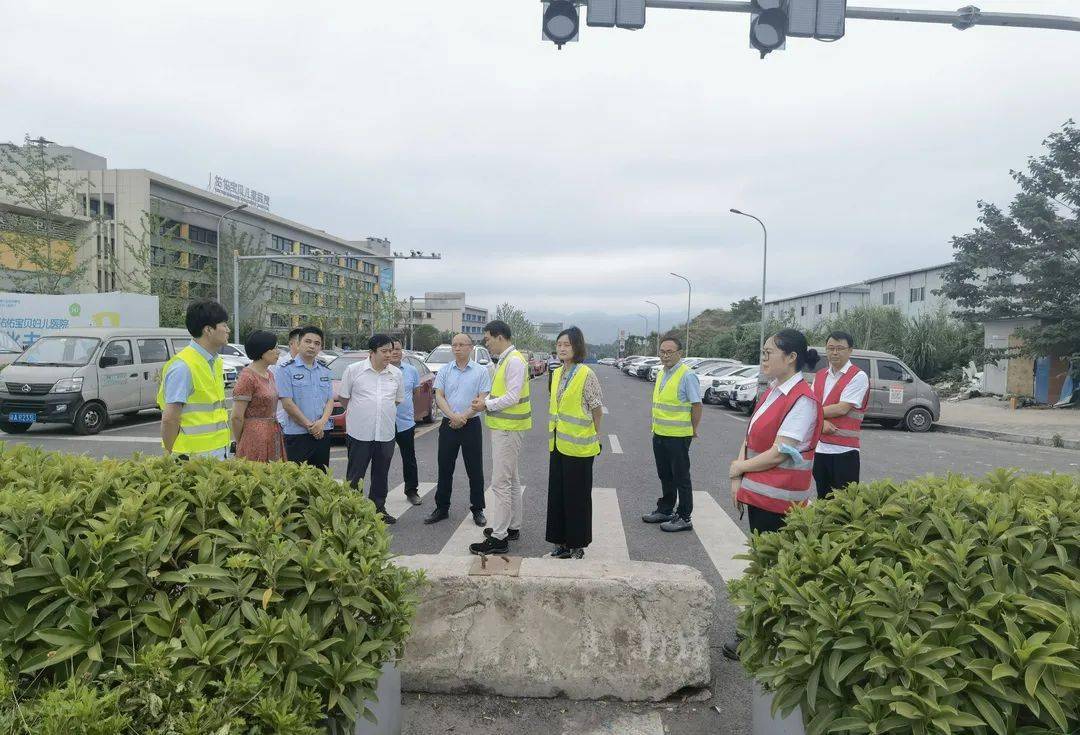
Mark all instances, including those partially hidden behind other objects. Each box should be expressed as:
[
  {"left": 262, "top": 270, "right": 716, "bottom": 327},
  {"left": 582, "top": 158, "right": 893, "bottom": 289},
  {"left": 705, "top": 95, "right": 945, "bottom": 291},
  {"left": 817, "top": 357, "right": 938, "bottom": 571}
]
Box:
[{"left": 276, "top": 357, "right": 335, "bottom": 435}]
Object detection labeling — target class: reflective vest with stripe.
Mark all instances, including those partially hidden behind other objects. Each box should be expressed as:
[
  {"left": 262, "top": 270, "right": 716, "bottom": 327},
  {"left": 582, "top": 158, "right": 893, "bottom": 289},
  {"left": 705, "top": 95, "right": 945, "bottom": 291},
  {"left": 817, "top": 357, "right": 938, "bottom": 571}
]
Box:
[
  {"left": 737, "top": 379, "right": 823, "bottom": 515},
  {"left": 485, "top": 349, "right": 532, "bottom": 431},
  {"left": 652, "top": 363, "right": 694, "bottom": 437},
  {"left": 548, "top": 365, "right": 600, "bottom": 457},
  {"left": 812, "top": 366, "right": 869, "bottom": 450},
  {"left": 156, "top": 346, "right": 230, "bottom": 455}
]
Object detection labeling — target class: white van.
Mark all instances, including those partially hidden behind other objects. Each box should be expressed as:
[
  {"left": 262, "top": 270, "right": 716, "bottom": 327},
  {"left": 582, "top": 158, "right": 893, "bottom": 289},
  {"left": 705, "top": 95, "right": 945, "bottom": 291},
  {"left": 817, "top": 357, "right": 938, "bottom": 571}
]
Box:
[{"left": 0, "top": 327, "right": 238, "bottom": 435}]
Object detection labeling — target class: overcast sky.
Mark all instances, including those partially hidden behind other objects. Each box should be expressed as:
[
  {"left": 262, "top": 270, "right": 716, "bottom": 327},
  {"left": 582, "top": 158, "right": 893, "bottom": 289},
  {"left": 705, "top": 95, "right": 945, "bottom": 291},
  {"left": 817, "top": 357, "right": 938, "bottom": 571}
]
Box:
[{"left": 4, "top": 0, "right": 1078, "bottom": 339}]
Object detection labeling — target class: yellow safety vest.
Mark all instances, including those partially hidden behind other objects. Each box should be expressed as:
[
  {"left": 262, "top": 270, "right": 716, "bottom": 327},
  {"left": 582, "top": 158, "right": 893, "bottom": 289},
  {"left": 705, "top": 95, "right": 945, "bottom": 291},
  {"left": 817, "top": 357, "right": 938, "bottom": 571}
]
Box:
[
  {"left": 652, "top": 363, "right": 694, "bottom": 437},
  {"left": 485, "top": 349, "right": 532, "bottom": 431},
  {"left": 156, "top": 346, "right": 230, "bottom": 454},
  {"left": 548, "top": 365, "right": 600, "bottom": 457}
]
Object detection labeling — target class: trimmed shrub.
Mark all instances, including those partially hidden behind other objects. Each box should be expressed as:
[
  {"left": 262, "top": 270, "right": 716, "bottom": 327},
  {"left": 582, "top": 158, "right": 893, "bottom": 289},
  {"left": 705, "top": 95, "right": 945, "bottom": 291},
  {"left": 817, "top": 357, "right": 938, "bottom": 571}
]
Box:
[
  {"left": 0, "top": 443, "right": 421, "bottom": 734},
  {"left": 730, "top": 471, "right": 1080, "bottom": 735}
]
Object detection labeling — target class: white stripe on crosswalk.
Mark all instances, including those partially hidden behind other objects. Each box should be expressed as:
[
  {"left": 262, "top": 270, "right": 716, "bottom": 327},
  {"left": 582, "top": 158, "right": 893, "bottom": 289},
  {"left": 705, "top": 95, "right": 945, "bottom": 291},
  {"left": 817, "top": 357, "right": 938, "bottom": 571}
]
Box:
[
  {"left": 601, "top": 406, "right": 609, "bottom": 415},
  {"left": 691, "top": 491, "right": 750, "bottom": 582},
  {"left": 384, "top": 482, "right": 436, "bottom": 519},
  {"left": 439, "top": 486, "right": 528, "bottom": 556},
  {"left": 608, "top": 434, "right": 623, "bottom": 454},
  {"left": 589, "top": 488, "right": 629, "bottom": 562},
  {"left": 578, "top": 712, "right": 664, "bottom": 735}
]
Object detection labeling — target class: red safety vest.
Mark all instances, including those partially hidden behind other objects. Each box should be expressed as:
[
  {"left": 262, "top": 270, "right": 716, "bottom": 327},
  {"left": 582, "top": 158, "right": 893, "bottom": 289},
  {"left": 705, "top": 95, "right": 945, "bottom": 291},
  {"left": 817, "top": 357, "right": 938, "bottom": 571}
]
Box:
[
  {"left": 737, "top": 379, "right": 823, "bottom": 515},
  {"left": 812, "top": 366, "right": 869, "bottom": 450}
]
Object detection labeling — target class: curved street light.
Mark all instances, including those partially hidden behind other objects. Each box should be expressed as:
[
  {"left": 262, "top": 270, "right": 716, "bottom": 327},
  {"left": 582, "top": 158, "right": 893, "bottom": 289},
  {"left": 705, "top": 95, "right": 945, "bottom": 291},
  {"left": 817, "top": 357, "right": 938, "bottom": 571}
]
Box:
[
  {"left": 730, "top": 208, "right": 768, "bottom": 358},
  {"left": 669, "top": 273, "right": 691, "bottom": 355}
]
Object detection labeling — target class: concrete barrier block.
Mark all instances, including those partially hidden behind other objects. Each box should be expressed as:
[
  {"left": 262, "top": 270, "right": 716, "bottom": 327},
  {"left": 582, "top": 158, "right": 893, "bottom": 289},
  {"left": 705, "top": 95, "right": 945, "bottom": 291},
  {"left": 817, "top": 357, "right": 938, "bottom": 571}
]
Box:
[{"left": 395, "top": 555, "right": 716, "bottom": 701}]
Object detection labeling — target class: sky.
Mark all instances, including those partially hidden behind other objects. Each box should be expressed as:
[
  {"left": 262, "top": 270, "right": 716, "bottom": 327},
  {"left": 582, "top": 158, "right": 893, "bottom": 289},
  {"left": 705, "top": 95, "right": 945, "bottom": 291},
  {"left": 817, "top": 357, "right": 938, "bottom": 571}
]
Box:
[{"left": 3, "top": 0, "right": 1078, "bottom": 341}]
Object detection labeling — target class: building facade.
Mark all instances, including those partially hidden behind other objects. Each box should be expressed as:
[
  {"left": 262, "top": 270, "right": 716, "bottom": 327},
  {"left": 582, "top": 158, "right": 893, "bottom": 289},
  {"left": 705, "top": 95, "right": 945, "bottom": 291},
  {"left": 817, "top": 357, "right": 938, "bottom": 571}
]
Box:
[
  {"left": 0, "top": 143, "right": 394, "bottom": 343},
  {"left": 534, "top": 322, "right": 563, "bottom": 341},
  {"left": 407, "top": 292, "right": 488, "bottom": 338}
]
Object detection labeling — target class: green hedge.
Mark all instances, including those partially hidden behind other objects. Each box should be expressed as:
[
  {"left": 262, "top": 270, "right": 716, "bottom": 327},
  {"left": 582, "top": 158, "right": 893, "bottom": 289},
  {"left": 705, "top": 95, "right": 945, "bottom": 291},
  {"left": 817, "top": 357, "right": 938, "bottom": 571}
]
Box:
[
  {"left": 0, "top": 443, "right": 421, "bottom": 734},
  {"left": 730, "top": 470, "right": 1080, "bottom": 735}
]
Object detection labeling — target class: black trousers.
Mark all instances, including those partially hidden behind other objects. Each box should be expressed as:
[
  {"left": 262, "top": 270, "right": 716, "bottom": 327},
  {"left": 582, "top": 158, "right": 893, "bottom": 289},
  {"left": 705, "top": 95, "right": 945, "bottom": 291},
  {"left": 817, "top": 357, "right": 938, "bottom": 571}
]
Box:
[
  {"left": 395, "top": 426, "right": 419, "bottom": 492},
  {"left": 284, "top": 433, "right": 331, "bottom": 473},
  {"left": 546, "top": 449, "right": 594, "bottom": 548},
  {"left": 812, "top": 450, "right": 861, "bottom": 500},
  {"left": 346, "top": 436, "right": 396, "bottom": 510},
  {"left": 435, "top": 417, "right": 485, "bottom": 512},
  {"left": 748, "top": 505, "right": 787, "bottom": 534},
  {"left": 653, "top": 434, "right": 693, "bottom": 520}
]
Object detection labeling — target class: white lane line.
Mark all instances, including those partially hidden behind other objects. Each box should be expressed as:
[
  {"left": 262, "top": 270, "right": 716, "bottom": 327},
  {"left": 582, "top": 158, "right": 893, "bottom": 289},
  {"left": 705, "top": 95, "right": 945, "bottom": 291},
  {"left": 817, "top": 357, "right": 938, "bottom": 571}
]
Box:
[
  {"left": 601, "top": 406, "right": 609, "bottom": 415},
  {"left": 578, "top": 712, "right": 664, "bottom": 735},
  {"left": 414, "top": 422, "right": 439, "bottom": 439},
  {"left": 608, "top": 434, "right": 623, "bottom": 454},
  {"left": 692, "top": 491, "right": 750, "bottom": 582},
  {"left": 438, "top": 486, "right": 528, "bottom": 556},
  {"left": 384, "top": 481, "right": 436, "bottom": 519},
  {"left": 589, "top": 488, "right": 630, "bottom": 562},
  {"left": 719, "top": 411, "right": 749, "bottom": 423}
]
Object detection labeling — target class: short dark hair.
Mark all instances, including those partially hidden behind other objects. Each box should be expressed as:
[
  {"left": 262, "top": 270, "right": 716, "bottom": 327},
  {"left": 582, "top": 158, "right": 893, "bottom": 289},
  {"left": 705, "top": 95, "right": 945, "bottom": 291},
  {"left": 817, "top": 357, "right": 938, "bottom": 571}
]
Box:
[
  {"left": 660, "top": 334, "right": 683, "bottom": 352},
  {"left": 298, "top": 325, "right": 324, "bottom": 344},
  {"left": 244, "top": 330, "right": 278, "bottom": 361},
  {"left": 826, "top": 331, "right": 855, "bottom": 349},
  {"left": 368, "top": 333, "right": 393, "bottom": 352},
  {"left": 483, "top": 319, "right": 512, "bottom": 340},
  {"left": 287, "top": 328, "right": 303, "bottom": 342},
  {"left": 391, "top": 338, "right": 403, "bottom": 349},
  {"left": 185, "top": 300, "right": 229, "bottom": 339},
  {"left": 772, "top": 328, "right": 820, "bottom": 371},
  {"left": 556, "top": 326, "right": 587, "bottom": 363}
]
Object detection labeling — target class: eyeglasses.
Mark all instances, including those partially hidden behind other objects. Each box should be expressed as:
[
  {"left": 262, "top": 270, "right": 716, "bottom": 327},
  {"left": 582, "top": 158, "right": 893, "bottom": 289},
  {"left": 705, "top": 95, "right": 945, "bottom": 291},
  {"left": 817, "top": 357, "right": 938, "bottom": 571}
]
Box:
[
  {"left": 826, "top": 347, "right": 851, "bottom": 354},
  {"left": 658, "top": 350, "right": 679, "bottom": 356}
]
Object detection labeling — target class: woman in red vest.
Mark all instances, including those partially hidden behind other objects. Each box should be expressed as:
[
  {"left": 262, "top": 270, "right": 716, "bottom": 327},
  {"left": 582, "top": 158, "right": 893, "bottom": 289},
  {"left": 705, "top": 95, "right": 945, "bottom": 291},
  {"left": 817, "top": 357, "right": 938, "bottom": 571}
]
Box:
[{"left": 728, "top": 329, "right": 823, "bottom": 535}]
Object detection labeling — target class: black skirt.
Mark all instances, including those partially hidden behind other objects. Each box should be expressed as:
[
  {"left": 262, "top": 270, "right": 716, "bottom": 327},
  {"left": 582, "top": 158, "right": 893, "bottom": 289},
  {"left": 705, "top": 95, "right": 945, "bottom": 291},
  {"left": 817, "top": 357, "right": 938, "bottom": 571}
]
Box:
[{"left": 545, "top": 448, "right": 595, "bottom": 548}]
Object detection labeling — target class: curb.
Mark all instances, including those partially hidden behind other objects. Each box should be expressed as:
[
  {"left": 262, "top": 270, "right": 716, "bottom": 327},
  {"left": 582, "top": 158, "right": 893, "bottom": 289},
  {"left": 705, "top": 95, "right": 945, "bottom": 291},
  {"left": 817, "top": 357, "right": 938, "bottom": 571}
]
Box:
[{"left": 934, "top": 423, "right": 1080, "bottom": 451}]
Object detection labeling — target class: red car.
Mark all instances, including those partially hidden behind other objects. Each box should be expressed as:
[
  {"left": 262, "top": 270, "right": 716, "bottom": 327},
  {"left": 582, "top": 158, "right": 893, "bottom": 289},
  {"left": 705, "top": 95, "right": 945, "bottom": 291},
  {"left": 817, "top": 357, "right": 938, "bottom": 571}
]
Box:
[
  {"left": 527, "top": 352, "right": 547, "bottom": 377},
  {"left": 328, "top": 353, "right": 438, "bottom": 438}
]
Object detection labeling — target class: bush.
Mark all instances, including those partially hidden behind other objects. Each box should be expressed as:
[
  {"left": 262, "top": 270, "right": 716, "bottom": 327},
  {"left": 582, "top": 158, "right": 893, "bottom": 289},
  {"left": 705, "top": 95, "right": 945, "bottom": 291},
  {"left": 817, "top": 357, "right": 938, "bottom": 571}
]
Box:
[
  {"left": 730, "top": 471, "right": 1080, "bottom": 735},
  {"left": 0, "top": 443, "right": 421, "bottom": 734}
]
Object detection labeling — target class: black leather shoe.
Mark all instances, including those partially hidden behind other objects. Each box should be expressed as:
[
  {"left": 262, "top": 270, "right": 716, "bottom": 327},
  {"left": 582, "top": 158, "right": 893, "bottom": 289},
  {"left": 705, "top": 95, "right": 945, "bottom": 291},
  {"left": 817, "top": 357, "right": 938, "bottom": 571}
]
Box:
[
  {"left": 377, "top": 509, "right": 396, "bottom": 525},
  {"left": 484, "top": 527, "right": 519, "bottom": 541},
  {"left": 405, "top": 491, "right": 423, "bottom": 506},
  {"left": 424, "top": 508, "right": 449, "bottom": 525},
  {"left": 472, "top": 510, "right": 487, "bottom": 527},
  {"left": 469, "top": 535, "right": 509, "bottom": 555}
]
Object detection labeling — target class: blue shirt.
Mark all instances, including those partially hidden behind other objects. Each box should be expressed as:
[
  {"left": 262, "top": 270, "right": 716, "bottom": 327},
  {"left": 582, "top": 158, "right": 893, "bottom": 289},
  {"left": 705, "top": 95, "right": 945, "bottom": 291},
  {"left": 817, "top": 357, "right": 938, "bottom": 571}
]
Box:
[
  {"left": 162, "top": 340, "right": 227, "bottom": 460},
  {"left": 434, "top": 360, "right": 492, "bottom": 415},
  {"left": 659, "top": 365, "right": 702, "bottom": 405},
  {"left": 396, "top": 362, "right": 420, "bottom": 432},
  {"left": 276, "top": 357, "right": 335, "bottom": 435}
]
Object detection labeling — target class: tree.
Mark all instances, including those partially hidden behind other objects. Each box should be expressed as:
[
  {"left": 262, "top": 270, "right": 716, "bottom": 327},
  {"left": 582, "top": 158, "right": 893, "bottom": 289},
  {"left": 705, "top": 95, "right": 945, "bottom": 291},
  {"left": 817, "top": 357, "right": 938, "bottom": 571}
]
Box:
[
  {"left": 941, "top": 119, "right": 1080, "bottom": 357},
  {"left": 219, "top": 223, "right": 271, "bottom": 342},
  {"left": 493, "top": 303, "right": 547, "bottom": 351},
  {"left": 0, "top": 135, "right": 91, "bottom": 293},
  {"left": 411, "top": 324, "right": 441, "bottom": 352},
  {"left": 728, "top": 296, "right": 761, "bottom": 325},
  {"left": 372, "top": 286, "right": 402, "bottom": 335}
]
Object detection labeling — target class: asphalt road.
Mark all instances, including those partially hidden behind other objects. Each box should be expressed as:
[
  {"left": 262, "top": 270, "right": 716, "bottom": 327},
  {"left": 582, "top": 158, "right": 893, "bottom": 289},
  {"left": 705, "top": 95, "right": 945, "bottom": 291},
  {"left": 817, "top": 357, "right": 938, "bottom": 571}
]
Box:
[{"left": 3, "top": 367, "right": 1078, "bottom": 735}]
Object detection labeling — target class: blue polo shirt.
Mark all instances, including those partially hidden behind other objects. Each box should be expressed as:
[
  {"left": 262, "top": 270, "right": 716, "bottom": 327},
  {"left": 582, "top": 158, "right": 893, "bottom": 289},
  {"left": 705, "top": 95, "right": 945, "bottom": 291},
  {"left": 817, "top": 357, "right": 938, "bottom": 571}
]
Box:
[
  {"left": 397, "top": 362, "right": 420, "bottom": 432},
  {"left": 276, "top": 357, "right": 335, "bottom": 435},
  {"left": 162, "top": 340, "right": 227, "bottom": 460},
  {"left": 434, "top": 360, "right": 491, "bottom": 415},
  {"left": 659, "top": 365, "right": 703, "bottom": 404}
]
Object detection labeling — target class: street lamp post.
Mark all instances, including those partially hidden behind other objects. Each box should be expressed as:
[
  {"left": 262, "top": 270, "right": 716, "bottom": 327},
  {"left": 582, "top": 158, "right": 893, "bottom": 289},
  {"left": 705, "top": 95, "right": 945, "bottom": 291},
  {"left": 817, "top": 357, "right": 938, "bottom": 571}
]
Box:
[
  {"left": 669, "top": 272, "right": 691, "bottom": 354},
  {"left": 730, "top": 209, "right": 768, "bottom": 357},
  {"left": 215, "top": 203, "right": 248, "bottom": 302},
  {"left": 644, "top": 300, "right": 661, "bottom": 356},
  {"left": 636, "top": 313, "right": 650, "bottom": 355}
]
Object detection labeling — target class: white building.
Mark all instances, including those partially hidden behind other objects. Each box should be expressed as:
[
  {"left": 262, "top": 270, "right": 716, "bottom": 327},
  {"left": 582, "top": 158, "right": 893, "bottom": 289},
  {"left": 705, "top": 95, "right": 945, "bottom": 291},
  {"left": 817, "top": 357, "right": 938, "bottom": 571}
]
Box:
[
  {"left": 407, "top": 292, "right": 488, "bottom": 338},
  {"left": 765, "top": 284, "right": 870, "bottom": 330}
]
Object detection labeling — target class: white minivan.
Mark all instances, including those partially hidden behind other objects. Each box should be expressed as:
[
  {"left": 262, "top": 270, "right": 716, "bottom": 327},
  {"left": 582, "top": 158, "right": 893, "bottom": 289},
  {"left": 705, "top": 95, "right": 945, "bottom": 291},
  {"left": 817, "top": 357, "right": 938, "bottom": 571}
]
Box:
[{"left": 0, "top": 327, "right": 238, "bottom": 435}]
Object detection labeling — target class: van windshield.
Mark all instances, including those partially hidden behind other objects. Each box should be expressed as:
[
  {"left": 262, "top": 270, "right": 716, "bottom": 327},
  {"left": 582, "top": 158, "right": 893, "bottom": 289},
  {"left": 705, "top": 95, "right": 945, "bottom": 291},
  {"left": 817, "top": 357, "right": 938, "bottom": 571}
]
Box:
[
  {"left": 14, "top": 337, "right": 100, "bottom": 367},
  {"left": 0, "top": 332, "right": 22, "bottom": 354},
  {"left": 427, "top": 347, "right": 453, "bottom": 364}
]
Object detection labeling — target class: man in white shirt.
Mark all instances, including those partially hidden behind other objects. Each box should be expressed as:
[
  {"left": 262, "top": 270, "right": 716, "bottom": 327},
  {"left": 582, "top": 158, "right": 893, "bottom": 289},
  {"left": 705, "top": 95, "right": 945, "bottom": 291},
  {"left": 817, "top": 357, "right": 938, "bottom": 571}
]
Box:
[
  {"left": 812, "top": 331, "right": 870, "bottom": 500},
  {"left": 338, "top": 334, "right": 404, "bottom": 524}
]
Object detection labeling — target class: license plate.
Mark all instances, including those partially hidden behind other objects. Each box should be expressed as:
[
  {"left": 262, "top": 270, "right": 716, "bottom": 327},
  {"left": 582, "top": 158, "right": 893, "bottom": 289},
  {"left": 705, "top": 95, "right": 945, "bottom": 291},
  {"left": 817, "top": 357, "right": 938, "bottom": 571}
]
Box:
[{"left": 8, "top": 412, "right": 36, "bottom": 424}]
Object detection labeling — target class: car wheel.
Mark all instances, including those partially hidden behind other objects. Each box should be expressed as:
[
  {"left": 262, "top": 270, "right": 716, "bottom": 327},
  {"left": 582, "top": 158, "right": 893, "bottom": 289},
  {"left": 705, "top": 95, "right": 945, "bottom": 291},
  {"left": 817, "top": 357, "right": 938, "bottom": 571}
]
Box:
[
  {"left": 703, "top": 388, "right": 715, "bottom": 405},
  {"left": 742, "top": 401, "right": 756, "bottom": 416},
  {"left": 903, "top": 407, "right": 933, "bottom": 433},
  {"left": 421, "top": 396, "right": 436, "bottom": 424},
  {"left": 0, "top": 420, "right": 31, "bottom": 434},
  {"left": 74, "top": 402, "right": 108, "bottom": 435}
]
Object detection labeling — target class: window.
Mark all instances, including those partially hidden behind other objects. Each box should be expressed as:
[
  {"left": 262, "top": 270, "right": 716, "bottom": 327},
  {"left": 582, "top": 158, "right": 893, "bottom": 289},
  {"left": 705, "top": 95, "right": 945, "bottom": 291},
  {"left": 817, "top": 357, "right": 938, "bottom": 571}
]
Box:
[
  {"left": 270, "top": 235, "right": 292, "bottom": 253},
  {"left": 270, "top": 313, "right": 289, "bottom": 328},
  {"left": 188, "top": 254, "right": 211, "bottom": 271},
  {"left": 800, "top": 306, "right": 807, "bottom": 316},
  {"left": 301, "top": 291, "right": 319, "bottom": 306},
  {"left": 158, "top": 219, "right": 182, "bottom": 237},
  {"left": 271, "top": 287, "right": 291, "bottom": 303},
  {"left": 268, "top": 260, "right": 290, "bottom": 278},
  {"left": 299, "top": 267, "right": 318, "bottom": 283},
  {"left": 151, "top": 246, "right": 167, "bottom": 266},
  {"left": 876, "top": 360, "right": 908, "bottom": 382},
  {"left": 171, "top": 338, "right": 190, "bottom": 354},
  {"left": 86, "top": 197, "right": 115, "bottom": 219},
  {"left": 910, "top": 287, "right": 925, "bottom": 302},
  {"left": 137, "top": 339, "right": 169, "bottom": 364},
  {"left": 188, "top": 225, "right": 217, "bottom": 245},
  {"left": 882, "top": 291, "right": 895, "bottom": 306},
  {"left": 816, "top": 304, "right": 823, "bottom": 315},
  {"left": 829, "top": 302, "right": 840, "bottom": 314},
  {"left": 101, "top": 340, "right": 133, "bottom": 368},
  {"left": 851, "top": 357, "right": 871, "bottom": 375}
]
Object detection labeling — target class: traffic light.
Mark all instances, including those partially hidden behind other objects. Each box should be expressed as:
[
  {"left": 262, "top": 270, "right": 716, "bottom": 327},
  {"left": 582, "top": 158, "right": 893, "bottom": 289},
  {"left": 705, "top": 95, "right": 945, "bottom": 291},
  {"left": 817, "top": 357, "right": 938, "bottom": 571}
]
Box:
[
  {"left": 543, "top": 0, "right": 579, "bottom": 49},
  {"left": 749, "top": 0, "right": 788, "bottom": 58},
  {"left": 586, "top": 0, "right": 645, "bottom": 30},
  {"left": 787, "top": 0, "right": 847, "bottom": 40}
]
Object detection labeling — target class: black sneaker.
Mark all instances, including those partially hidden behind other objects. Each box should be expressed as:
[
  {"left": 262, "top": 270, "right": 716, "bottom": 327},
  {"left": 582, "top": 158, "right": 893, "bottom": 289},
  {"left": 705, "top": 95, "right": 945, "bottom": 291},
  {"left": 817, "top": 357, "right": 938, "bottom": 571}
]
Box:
[
  {"left": 642, "top": 510, "right": 676, "bottom": 524},
  {"left": 469, "top": 535, "right": 509, "bottom": 555},
  {"left": 377, "top": 509, "right": 397, "bottom": 525},
  {"left": 484, "top": 527, "right": 520, "bottom": 541},
  {"left": 549, "top": 545, "right": 569, "bottom": 558},
  {"left": 472, "top": 510, "right": 487, "bottom": 527}
]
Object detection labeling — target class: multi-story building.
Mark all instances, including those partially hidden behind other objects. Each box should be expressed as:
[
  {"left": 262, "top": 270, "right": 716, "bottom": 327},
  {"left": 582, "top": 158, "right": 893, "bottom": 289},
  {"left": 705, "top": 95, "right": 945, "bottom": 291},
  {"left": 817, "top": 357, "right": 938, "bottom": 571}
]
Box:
[
  {"left": 764, "top": 263, "right": 955, "bottom": 330},
  {"left": 534, "top": 322, "right": 563, "bottom": 341},
  {"left": 0, "top": 142, "right": 394, "bottom": 343},
  {"left": 407, "top": 292, "right": 488, "bottom": 338}
]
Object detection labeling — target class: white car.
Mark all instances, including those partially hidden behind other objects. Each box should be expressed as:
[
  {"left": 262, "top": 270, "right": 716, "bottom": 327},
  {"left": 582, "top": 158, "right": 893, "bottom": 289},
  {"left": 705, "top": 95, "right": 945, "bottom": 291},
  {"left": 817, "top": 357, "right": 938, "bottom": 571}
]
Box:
[
  {"left": 697, "top": 364, "right": 751, "bottom": 403},
  {"left": 621, "top": 356, "right": 652, "bottom": 375},
  {"left": 709, "top": 366, "right": 761, "bottom": 407},
  {"left": 598, "top": 358, "right": 616, "bottom": 366},
  {"left": 425, "top": 343, "right": 492, "bottom": 376},
  {"left": 689, "top": 358, "right": 739, "bottom": 375},
  {"left": 730, "top": 373, "right": 765, "bottom": 414}
]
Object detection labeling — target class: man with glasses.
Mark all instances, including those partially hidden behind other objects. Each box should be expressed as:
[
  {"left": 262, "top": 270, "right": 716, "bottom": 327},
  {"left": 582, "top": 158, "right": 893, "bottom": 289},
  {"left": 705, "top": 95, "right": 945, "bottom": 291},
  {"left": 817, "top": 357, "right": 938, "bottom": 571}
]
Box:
[
  {"left": 811, "top": 331, "right": 870, "bottom": 500},
  {"left": 642, "top": 336, "right": 702, "bottom": 533}
]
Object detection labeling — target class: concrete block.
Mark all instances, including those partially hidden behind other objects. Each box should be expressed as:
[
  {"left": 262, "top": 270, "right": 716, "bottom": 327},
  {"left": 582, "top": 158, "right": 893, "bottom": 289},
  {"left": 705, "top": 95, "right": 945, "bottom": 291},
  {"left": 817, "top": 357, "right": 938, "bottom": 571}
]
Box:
[{"left": 395, "top": 555, "right": 716, "bottom": 701}]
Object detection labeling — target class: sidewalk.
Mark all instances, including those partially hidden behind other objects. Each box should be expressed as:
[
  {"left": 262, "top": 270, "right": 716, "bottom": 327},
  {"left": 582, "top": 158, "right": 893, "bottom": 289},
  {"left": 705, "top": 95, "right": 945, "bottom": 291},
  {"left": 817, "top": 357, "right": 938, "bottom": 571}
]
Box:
[{"left": 937, "top": 397, "right": 1080, "bottom": 450}]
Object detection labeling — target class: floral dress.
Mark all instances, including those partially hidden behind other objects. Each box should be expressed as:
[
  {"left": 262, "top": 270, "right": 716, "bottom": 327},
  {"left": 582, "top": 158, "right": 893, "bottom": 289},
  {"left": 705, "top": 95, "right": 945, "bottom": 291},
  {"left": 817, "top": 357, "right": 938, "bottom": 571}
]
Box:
[{"left": 233, "top": 367, "right": 286, "bottom": 462}]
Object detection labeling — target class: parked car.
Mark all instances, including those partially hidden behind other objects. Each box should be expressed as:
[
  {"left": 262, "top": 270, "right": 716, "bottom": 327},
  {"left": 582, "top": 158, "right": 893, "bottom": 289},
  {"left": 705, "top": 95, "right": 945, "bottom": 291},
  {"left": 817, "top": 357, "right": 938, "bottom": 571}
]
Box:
[
  {"left": 424, "top": 343, "right": 492, "bottom": 376},
  {"left": 689, "top": 358, "right": 739, "bottom": 374},
  {"left": 708, "top": 366, "right": 760, "bottom": 407},
  {"left": 621, "top": 356, "right": 650, "bottom": 374},
  {"left": 634, "top": 357, "right": 662, "bottom": 378},
  {"left": 730, "top": 373, "right": 764, "bottom": 414},
  {"left": 807, "top": 348, "right": 940, "bottom": 432},
  {"left": 526, "top": 352, "right": 548, "bottom": 377},
  {"left": 0, "top": 327, "right": 234, "bottom": 435},
  {"left": 597, "top": 358, "right": 616, "bottom": 366},
  {"left": 0, "top": 332, "right": 23, "bottom": 370},
  {"left": 328, "top": 352, "right": 438, "bottom": 438},
  {"left": 697, "top": 364, "right": 752, "bottom": 403}
]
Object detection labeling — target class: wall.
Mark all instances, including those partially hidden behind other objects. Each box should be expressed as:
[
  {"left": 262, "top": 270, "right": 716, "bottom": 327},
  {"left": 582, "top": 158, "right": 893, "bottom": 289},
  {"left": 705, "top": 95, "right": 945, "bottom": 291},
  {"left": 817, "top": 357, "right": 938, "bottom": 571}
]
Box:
[
  {"left": 865, "top": 267, "right": 952, "bottom": 318},
  {"left": 983, "top": 318, "right": 1040, "bottom": 396}
]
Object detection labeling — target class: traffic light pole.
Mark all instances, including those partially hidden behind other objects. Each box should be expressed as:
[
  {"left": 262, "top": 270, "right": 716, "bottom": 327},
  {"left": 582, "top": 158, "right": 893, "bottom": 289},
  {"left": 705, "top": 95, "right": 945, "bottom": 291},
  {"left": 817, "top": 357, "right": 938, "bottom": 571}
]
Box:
[{"left": 639, "top": 1, "right": 1080, "bottom": 32}]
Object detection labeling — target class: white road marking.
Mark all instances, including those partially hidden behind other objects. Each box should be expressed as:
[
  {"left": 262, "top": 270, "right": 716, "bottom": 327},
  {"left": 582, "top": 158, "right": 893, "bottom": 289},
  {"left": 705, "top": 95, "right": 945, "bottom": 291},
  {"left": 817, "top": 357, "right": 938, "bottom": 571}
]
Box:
[
  {"left": 414, "top": 423, "right": 439, "bottom": 439},
  {"left": 718, "top": 411, "right": 748, "bottom": 422},
  {"left": 573, "top": 712, "right": 664, "bottom": 735},
  {"left": 384, "top": 482, "right": 436, "bottom": 519},
  {"left": 601, "top": 406, "right": 609, "bottom": 415},
  {"left": 438, "top": 486, "right": 528, "bottom": 556},
  {"left": 589, "top": 488, "right": 630, "bottom": 562},
  {"left": 691, "top": 491, "right": 750, "bottom": 582},
  {"left": 608, "top": 434, "right": 623, "bottom": 454}
]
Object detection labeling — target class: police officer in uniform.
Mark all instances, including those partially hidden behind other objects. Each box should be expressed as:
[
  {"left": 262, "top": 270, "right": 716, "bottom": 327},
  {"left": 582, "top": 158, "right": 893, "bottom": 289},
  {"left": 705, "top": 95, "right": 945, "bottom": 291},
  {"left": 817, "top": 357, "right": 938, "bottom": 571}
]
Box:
[{"left": 277, "top": 325, "right": 335, "bottom": 472}]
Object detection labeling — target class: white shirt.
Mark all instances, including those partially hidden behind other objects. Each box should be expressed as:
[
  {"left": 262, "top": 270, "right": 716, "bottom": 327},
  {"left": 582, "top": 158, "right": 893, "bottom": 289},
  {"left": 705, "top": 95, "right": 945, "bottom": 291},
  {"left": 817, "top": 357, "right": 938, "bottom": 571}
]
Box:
[
  {"left": 749, "top": 373, "right": 818, "bottom": 452},
  {"left": 338, "top": 359, "right": 404, "bottom": 442},
  {"left": 818, "top": 361, "right": 870, "bottom": 455},
  {"left": 485, "top": 344, "right": 528, "bottom": 413}
]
